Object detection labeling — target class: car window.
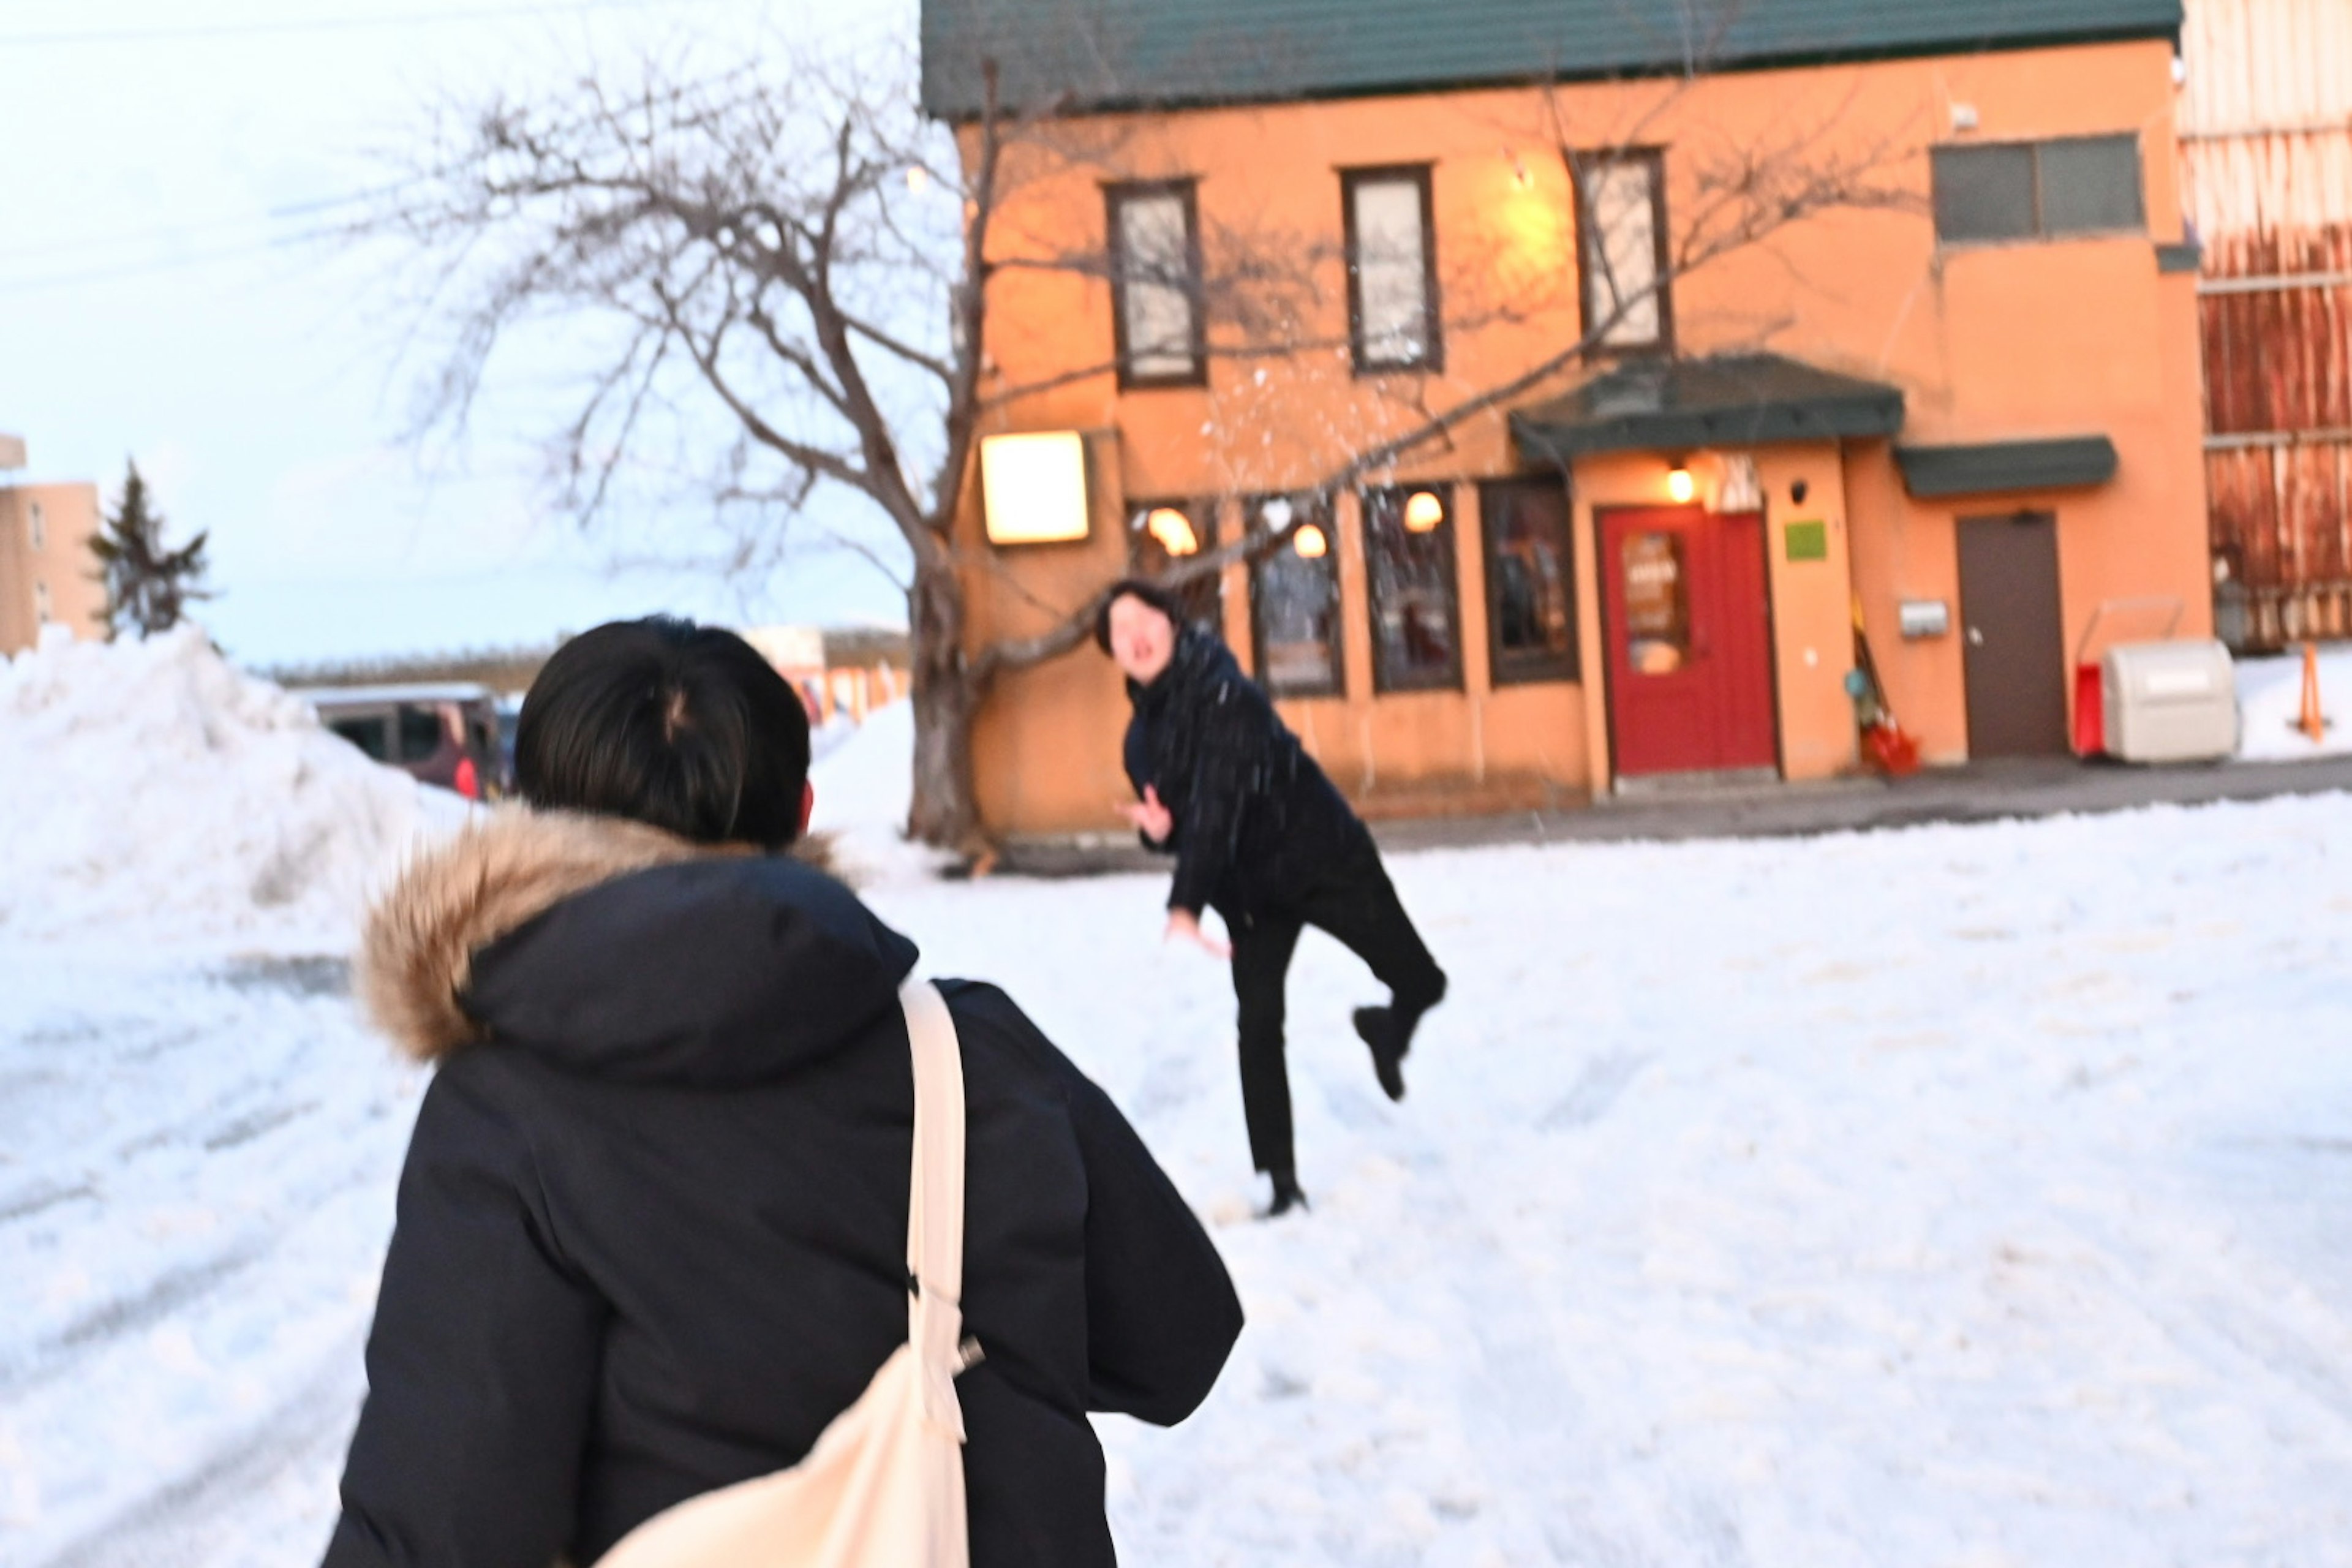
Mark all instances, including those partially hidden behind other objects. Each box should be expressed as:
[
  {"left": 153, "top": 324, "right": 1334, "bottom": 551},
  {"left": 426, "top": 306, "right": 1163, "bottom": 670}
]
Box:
[
  {"left": 398, "top": 706, "right": 446, "bottom": 763},
  {"left": 330, "top": 715, "right": 391, "bottom": 762}
]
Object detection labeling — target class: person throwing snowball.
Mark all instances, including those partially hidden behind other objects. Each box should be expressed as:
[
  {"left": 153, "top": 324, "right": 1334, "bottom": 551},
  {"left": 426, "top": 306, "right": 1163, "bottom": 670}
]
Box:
[{"left": 1098, "top": 577, "right": 1448, "bottom": 1218}]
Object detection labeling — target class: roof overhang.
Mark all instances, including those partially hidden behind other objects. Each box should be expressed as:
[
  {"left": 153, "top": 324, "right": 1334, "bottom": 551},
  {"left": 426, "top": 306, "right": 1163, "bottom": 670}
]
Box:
[
  {"left": 1893, "top": 435, "right": 2119, "bottom": 498},
  {"left": 1510, "top": 353, "right": 1905, "bottom": 466}
]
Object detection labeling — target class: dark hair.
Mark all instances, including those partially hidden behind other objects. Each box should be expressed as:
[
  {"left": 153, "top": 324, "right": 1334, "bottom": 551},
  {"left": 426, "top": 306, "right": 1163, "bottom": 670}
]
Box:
[
  {"left": 516, "top": 617, "right": 813, "bottom": 850},
  {"left": 1092, "top": 577, "right": 1189, "bottom": 654}
]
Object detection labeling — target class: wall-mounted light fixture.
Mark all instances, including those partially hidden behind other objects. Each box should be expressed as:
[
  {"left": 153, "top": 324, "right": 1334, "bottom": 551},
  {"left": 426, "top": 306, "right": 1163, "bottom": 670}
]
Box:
[
  {"left": 1665, "top": 459, "right": 1697, "bottom": 506},
  {"left": 1292, "top": 522, "right": 1330, "bottom": 559},
  {"left": 1144, "top": 506, "right": 1199, "bottom": 556},
  {"left": 981, "top": 432, "right": 1091, "bottom": 546},
  {"left": 1403, "top": 490, "right": 1446, "bottom": 533}
]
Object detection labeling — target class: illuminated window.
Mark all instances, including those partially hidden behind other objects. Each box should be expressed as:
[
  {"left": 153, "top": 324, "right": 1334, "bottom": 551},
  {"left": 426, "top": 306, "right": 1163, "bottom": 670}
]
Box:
[
  {"left": 1248, "top": 494, "right": 1343, "bottom": 698},
  {"left": 1362, "top": 485, "right": 1462, "bottom": 693},
  {"left": 1106, "top": 181, "right": 1205, "bottom": 388},
  {"left": 1571, "top": 149, "right": 1670, "bottom": 353},
  {"left": 1343, "top": 167, "right": 1441, "bottom": 373}
]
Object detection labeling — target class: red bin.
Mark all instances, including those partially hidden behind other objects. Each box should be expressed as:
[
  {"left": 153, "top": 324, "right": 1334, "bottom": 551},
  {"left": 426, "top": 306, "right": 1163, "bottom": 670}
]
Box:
[{"left": 2073, "top": 662, "right": 2105, "bottom": 756}]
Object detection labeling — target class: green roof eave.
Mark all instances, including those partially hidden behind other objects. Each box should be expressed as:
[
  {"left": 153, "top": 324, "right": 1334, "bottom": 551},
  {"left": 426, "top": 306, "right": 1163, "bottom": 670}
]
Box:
[
  {"left": 921, "top": 0, "right": 2182, "bottom": 121},
  {"left": 1509, "top": 353, "right": 1905, "bottom": 465},
  {"left": 1893, "top": 435, "right": 2119, "bottom": 497}
]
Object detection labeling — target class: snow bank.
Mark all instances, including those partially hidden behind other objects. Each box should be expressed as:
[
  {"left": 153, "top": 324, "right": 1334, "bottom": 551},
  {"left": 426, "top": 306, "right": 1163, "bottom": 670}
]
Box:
[
  {"left": 2236, "top": 644, "right": 2352, "bottom": 761},
  {"left": 0, "top": 626, "right": 467, "bottom": 947}
]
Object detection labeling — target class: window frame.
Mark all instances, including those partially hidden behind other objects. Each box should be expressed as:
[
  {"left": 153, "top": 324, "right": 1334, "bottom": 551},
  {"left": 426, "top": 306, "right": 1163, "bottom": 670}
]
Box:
[
  {"left": 1931, "top": 133, "right": 2146, "bottom": 249},
  {"left": 1340, "top": 164, "right": 1444, "bottom": 375},
  {"left": 1478, "top": 477, "right": 1581, "bottom": 687},
  {"left": 1360, "top": 483, "right": 1466, "bottom": 695},
  {"left": 1126, "top": 497, "right": 1225, "bottom": 635},
  {"left": 1570, "top": 147, "right": 1673, "bottom": 358},
  {"left": 1104, "top": 179, "right": 1210, "bottom": 391},
  {"left": 1246, "top": 492, "right": 1346, "bottom": 700}
]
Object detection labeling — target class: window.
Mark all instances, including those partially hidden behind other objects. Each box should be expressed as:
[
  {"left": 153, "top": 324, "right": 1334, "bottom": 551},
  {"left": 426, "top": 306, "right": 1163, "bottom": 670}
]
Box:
[
  {"left": 28, "top": 501, "right": 46, "bottom": 553},
  {"left": 1620, "top": 530, "right": 1690, "bottom": 675},
  {"left": 1932, "top": 135, "right": 2143, "bottom": 246},
  {"left": 1248, "top": 494, "right": 1343, "bottom": 698},
  {"left": 33, "top": 580, "right": 52, "bottom": 624},
  {"left": 1572, "top": 149, "right": 1670, "bottom": 353},
  {"left": 1106, "top": 181, "right": 1206, "bottom": 388},
  {"left": 1128, "top": 500, "right": 1223, "bottom": 633},
  {"left": 331, "top": 715, "right": 391, "bottom": 761},
  {"left": 1480, "top": 478, "right": 1579, "bottom": 684},
  {"left": 1361, "top": 485, "right": 1463, "bottom": 692},
  {"left": 1343, "top": 167, "right": 1441, "bottom": 372},
  {"left": 398, "top": 705, "right": 447, "bottom": 763}
]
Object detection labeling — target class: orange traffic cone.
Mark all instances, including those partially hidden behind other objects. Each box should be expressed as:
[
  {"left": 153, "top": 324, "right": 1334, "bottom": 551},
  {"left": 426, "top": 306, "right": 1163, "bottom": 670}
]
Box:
[{"left": 2300, "top": 641, "right": 2327, "bottom": 742}]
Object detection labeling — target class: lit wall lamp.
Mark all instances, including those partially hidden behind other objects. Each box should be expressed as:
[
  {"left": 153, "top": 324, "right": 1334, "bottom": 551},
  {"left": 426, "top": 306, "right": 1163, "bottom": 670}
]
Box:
[
  {"left": 1403, "top": 489, "right": 1446, "bottom": 533},
  {"left": 1665, "top": 458, "right": 1697, "bottom": 506},
  {"left": 1292, "top": 522, "right": 1330, "bottom": 559},
  {"left": 1143, "top": 506, "right": 1199, "bottom": 556},
  {"left": 981, "top": 431, "right": 1092, "bottom": 546}
]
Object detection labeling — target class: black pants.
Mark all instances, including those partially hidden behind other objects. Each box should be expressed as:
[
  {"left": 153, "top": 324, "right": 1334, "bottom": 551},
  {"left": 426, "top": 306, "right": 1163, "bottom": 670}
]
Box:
[{"left": 1226, "top": 837, "right": 1446, "bottom": 1177}]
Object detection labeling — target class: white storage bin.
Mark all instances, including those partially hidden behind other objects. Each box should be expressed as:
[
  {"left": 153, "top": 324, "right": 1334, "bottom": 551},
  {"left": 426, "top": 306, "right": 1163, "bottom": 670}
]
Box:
[{"left": 2101, "top": 639, "right": 2237, "bottom": 763}]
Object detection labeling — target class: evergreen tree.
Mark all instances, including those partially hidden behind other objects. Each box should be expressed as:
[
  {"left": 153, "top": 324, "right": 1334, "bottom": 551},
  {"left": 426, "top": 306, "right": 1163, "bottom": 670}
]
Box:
[{"left": 89, "top": 461, "right": 212, "bottom": 639}]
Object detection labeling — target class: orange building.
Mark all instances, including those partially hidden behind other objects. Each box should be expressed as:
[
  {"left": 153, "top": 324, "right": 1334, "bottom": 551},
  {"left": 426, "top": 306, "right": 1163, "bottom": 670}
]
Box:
[
  {"left": 0, "top": 435, "right": 107, "bottom": 654},
  {"left": 925, "top": 0, "right": 2208, "bottom": 842}
]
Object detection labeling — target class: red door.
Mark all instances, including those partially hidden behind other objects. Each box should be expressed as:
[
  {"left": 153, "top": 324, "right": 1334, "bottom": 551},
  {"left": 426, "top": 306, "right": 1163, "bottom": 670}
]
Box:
[{"left": 1602, "top": 506, "right": 1777, "bottom": 778}]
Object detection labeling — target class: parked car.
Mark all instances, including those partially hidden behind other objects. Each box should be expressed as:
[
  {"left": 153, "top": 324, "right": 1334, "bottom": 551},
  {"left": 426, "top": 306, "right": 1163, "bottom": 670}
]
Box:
[{"left": 298, "top": 682, "right": 508, "bottom": 801}]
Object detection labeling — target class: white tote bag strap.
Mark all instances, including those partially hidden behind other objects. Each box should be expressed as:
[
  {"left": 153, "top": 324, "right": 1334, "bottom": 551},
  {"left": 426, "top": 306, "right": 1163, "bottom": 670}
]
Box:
[{"left": 898, "top": 979, "right": 971, "bottom": 1440}]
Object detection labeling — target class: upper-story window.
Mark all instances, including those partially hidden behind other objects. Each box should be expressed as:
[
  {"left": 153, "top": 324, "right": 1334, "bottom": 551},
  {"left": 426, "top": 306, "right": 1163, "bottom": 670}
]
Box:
[
  {"left": 34, "top": 580, "right": 52, "bottom": 624},
  {"left": 28, "top": 500, "right": 47, "bottom": 553},
  {"left": 1571, "top": 149, "right": 1672, "bottom": 355},
  {"left": 1932, "top": 135, "right": 2144, "bottom": 246},
  {"left": 1106, "top": 181, "right": 1207, "bottom": 388},
  {"left": 1342, "top": 166, "right": 1441, "bottom": 373}
]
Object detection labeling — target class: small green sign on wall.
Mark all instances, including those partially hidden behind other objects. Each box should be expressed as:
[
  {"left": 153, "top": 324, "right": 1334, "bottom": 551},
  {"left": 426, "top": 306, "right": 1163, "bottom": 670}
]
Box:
[{"left": 1785, "top": 519, "right": 1829, "bottom": 563}]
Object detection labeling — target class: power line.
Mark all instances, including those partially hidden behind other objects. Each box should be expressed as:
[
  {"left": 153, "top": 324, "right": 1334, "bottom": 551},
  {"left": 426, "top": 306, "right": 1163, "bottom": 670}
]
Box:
[{"left": 0, "top": 0, "right": 722, "bottom": 49}]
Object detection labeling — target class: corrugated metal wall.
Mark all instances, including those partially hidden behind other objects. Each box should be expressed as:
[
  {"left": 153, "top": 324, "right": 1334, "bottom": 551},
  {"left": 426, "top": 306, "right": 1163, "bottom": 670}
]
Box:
[{"left": 2179, "top": 0, "right": 2352, "bottom": 649}]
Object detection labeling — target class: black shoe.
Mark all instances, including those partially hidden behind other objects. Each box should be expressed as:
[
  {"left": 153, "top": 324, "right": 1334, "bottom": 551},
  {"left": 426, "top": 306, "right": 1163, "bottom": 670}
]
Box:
[
  {"left": 1262, "top": 1172, "right": 1310, "bottom": 1219},
  {"left": 1352, "top": 1007, "right": 1408, "bottom": 1102}
]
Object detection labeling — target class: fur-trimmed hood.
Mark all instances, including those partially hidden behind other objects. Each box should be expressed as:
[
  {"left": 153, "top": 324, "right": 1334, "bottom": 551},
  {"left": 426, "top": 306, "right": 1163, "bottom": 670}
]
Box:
[{"left": 360, "top": 809, "right": 916, "bottom": 1086}]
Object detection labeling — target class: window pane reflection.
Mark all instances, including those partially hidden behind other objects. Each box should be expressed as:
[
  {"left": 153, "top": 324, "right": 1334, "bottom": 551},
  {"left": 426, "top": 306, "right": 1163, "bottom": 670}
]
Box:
[
  {"left": 1481, "top": 480, "right": 1577, "bottom": 683},
  {"left": 1362, "top": 485, "right": 1461, "bottom": 692},
  {"left": 1249, "top": 496, "right": 1344, "bottom": 696},
  {"left": 1621, "top": 530, "right": 1689, "bottom": 675}
]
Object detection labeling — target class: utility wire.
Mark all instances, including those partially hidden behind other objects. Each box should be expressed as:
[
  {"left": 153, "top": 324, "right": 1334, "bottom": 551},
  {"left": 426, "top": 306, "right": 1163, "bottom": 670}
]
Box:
[
  {"left": 0, "top": 0, "right": 723, "bottom": 48},
  {"left": 0, "top": 186, "right": 407, "bottom": 266}
]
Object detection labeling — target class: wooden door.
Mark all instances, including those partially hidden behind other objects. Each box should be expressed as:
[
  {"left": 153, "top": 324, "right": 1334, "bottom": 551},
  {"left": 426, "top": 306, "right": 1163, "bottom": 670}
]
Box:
[
  {"left": 1957, "top": 511, "right": 2068, "bottom": 757},
  {"left": 1602, "top": 507, "right": 1777, "bottom": 778}
]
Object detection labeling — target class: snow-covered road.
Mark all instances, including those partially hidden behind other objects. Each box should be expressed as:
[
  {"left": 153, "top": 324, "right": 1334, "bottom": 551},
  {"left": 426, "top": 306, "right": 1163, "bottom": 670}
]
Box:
[{"left": 7, "top": 656, "right": 2352, "bottom": 1565}]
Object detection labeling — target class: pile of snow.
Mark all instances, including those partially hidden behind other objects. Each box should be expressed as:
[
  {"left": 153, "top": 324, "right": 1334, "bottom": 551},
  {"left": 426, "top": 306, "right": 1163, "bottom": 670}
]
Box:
[
  {"left": 2236, "top": 644, "right": 2352, "bottom": 761},
  {"left": 0, "top": 626, "right": 467, "bottom": 946}
]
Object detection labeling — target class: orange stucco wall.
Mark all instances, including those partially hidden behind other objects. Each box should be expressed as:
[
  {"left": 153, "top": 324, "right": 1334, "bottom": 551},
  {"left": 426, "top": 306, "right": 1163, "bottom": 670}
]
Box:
[
  {"left": 957, "top": 37, "right": 2207, "bottom": 837},
  {"left": 0, "top": 483, "right": 107, "bottom": 654}
]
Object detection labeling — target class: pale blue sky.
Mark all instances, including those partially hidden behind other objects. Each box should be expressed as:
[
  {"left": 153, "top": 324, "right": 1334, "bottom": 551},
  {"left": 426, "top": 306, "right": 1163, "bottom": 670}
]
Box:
[{"left": 1, "top": 0, "right": 916, "bottom": 667}]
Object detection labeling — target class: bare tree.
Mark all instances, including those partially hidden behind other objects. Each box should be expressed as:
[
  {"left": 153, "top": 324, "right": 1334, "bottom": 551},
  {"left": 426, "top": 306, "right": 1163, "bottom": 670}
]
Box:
[{"left": 366, "top": 21, "right": 1919, "bottom": 854}]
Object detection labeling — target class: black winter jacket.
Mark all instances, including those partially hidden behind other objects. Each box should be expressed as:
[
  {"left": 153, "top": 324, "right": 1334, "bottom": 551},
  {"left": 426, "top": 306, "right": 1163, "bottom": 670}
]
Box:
[
  {"left": 324, "top": 810, "right": 1242, "bottom": 1568},
  {"left": 1121, "top": 630, "right": 1370, "bottom": 919}
]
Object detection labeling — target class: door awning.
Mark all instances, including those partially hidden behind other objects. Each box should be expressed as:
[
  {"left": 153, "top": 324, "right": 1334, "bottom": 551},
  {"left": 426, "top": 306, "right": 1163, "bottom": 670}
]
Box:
[
  {"left": 1510, "top": 353, "right": 1905, "bottom": 465},
  {"left": 1893, "top": 435, "right": 2119, "bottom": 498}
]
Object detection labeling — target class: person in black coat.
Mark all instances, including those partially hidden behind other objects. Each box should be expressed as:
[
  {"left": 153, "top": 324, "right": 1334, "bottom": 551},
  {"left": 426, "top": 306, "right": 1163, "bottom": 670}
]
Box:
[
  {"left": 1099, "top": 579, "right": 1448, "bottom": 1218},
  {"left": 323, "top": 616, "right": 1242, "bottom": 1568}
]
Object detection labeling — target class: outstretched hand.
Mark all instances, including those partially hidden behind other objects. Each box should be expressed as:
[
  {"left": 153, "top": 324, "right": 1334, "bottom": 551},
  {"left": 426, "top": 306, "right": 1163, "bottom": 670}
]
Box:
[
  {"left": 1117, "top": 784, "right": 1175, "bottom": 845},
  {"left": 1164, "top": 907, "right": 1231, "bottom": 960}
]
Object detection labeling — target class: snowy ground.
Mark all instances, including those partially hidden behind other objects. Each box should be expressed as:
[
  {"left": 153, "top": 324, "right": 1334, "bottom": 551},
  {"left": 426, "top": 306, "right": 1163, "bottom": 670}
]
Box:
[
  {"left": 2237, "top": 645, "right": 2352, "bottom": 762},
  {"left": 8, "top": 654, "right": 2352, "bottom": 1566}
]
